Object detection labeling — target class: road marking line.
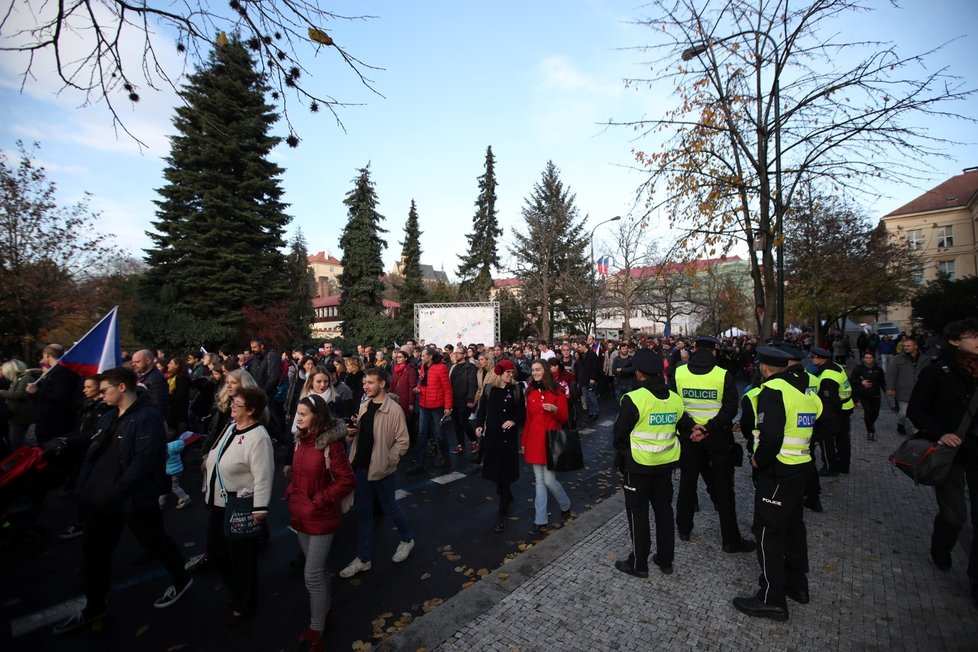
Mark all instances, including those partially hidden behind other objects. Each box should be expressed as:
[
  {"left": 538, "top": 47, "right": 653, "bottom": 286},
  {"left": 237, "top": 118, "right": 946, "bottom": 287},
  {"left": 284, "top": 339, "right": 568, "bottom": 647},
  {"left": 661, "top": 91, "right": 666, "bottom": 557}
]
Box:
[
  {"left": 430, "top": 471, "right": 467, "bottom": 485},
  {"left": 599, "top": 420, "right": 614, "bottom": 427},
  {"left": 578, "top": 428, "right": 596, "bottom": 434},
  {"left": 10, "top": 595, "right": 85, "bottom": 638},
  {"left": 395, "top": 489, "right": 412, "bottom": 500}
]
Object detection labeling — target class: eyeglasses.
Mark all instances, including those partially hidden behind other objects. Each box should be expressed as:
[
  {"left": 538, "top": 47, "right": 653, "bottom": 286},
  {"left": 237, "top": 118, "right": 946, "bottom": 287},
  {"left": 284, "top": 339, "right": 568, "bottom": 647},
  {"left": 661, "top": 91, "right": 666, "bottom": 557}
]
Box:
[
  {"left": 231, "top": 401, "right": 246, "bottom": 409},
  {"left": 98, "top": 384, "right": 119, "bottom": 395}
]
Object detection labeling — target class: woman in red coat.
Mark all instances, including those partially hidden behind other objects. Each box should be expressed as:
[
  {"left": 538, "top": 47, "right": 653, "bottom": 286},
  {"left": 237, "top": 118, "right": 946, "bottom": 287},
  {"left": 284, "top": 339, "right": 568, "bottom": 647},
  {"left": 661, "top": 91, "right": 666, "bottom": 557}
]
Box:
[
  {"left": 523, "top": 360, "right": 572, "bottom": 535},
  {"left": 390, "top": 349, "right": 418, "bottom": 446},
  {"left": 408, "top": 349, "right": 454, "bottom": 472},
  {"left": 286, "top": 394, "right": 355, "bottom": 652}
]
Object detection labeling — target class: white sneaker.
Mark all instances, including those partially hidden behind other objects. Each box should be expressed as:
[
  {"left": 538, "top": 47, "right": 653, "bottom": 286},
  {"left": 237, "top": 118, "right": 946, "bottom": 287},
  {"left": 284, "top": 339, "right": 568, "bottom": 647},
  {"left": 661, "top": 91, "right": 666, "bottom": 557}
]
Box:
[
  {"left": 392, "top": 539, "right": 415, "bottom": 563},
  {"left": 176, "top": 496, "right": 192, "bottom": 510},
  {"left": 339, "top": 558, "right": 371, "bottom": 579},
  {"left": 153, "top": 577, "right": 193, "bottom": 608}
]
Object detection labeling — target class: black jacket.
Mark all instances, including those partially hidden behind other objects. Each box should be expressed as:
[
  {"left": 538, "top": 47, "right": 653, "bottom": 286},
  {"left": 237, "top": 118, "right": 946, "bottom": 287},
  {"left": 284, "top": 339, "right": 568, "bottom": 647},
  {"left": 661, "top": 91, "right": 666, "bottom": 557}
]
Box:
[
  {"left": 849, "top": 363, "right": 886, "bottom": 401},
  {"left": 138, "top": 367, "right": 169, "bottom": 415},
  {"left": 449, "top": 362, "right": 478, "bottom": 407},
  {"left": 33, "top": 364, "right": 80, "bottom": 443},
  {"left": 577, "top": 349, "right": 600, "bottom": 386},
  {"left": 908, "top": 355, "right": 978, "bottom": 467},
  {"left": 247, "top": 348, "right": 281, "bottom": 397},
  {"left": 614, "top": 377, "right": 693, "bottom": 475},
  {"left": 76, "top": 394, "right": 169, "bottom": 513}
]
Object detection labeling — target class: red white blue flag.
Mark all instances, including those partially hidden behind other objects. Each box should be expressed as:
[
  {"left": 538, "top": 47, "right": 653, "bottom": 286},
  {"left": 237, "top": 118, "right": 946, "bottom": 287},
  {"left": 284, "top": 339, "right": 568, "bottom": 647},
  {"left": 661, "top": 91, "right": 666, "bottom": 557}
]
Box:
[
  {"left": 596, "top": 255, "right": 611, "bottom": 277},
  {"left": 58, "top": 307, "right": 122, "bottom": 377}
]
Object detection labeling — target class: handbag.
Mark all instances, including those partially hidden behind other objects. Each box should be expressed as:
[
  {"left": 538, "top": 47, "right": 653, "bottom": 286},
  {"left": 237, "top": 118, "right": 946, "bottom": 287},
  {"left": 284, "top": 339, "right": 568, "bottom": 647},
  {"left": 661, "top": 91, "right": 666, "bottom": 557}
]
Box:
[
  {"left": 324, "top": 445, "right": 354, "bottom": 514},
  {"left": 215, "top": 462, "right": 262, "bottom": 540},
  {"left": 889, "top": 383, "right": 978, "bottom": 486},
  {"left": 546, "top": 428, "right": 584, "bottom": 472}
]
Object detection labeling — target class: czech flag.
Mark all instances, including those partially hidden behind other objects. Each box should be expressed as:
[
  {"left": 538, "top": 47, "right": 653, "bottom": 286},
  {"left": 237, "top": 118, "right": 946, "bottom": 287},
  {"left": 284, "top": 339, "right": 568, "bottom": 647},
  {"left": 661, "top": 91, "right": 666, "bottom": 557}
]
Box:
[
  {"left": 58, "top": 307, "right": 122, "bottom": 376},
  {"left": 596, "top": 255, "right": 611, "bottom": 277}
]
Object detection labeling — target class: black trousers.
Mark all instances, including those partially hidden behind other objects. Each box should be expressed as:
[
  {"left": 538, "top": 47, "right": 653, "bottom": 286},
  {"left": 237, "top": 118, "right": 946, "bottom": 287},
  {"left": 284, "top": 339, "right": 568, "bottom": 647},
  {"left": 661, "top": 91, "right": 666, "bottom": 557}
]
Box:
[
  {"left": 207, "top": 506, "right": 259, "bottom": 614},
  {"left": 932, "top": 465, "right": 978, "bottom": 584},
  {"left": 752, "top": 471, "right": 810, "bottom": 607},
  {"left": 82, "top": 508, "right": 188, "bottom": 615},
  {"left": 861, "top": 396, "right": 881, "bottom": 434},
  {"left": 623, "top": 470, "right": 674, "bottom": 570},
  {"left": 676, "top": 443, "right": 743, "bottom": 545},
  {"left": 819, "top": 411, "right": 852, "bottom": 473},
  {"left": 452, "top": 403, "right": 476, "bottom": 446}
]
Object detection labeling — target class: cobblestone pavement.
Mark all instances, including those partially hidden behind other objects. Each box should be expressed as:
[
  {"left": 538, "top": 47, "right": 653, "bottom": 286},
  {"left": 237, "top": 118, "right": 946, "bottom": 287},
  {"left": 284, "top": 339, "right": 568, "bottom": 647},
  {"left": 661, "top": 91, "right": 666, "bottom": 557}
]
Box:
[{"left": 386, "top": 405, "right": 978, "bottom": 651}]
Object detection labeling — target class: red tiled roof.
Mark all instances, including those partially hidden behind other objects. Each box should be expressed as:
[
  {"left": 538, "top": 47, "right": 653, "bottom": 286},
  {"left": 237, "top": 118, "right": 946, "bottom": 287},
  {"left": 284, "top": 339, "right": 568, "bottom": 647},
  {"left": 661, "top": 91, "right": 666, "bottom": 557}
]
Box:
[
  {"left": 627, "top": 255, "right": 742, "bottom": 279},
  {"left": 885, "top": 168, "right": 978, "bottom": 217},
  {"left": 493, "top": 278, "right": 522, "bottom": 288},
  {"left": 312, "top": 295, "right": 400, "bottom": 309},
  {"left": 307, "top": 251, "right": 342, "bottom": 265}
]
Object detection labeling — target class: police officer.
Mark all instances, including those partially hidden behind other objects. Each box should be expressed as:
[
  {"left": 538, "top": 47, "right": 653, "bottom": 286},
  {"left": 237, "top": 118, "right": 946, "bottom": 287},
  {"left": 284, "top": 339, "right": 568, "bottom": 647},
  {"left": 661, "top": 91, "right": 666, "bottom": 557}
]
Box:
[
  {"left": 671, "top": 335, "right": 754, "bottom": 552},
  {"left": 810, "top": 346, "right": 854, "bottom": 475},
  {"left": 733, "top": 347, "right": 821, "bottom": 622},
  {"left": 613, "top": 349, "right": 695, "bottom": 577},
  {"left": 774, "top": 342, "right": 823, "bottom": 513}
]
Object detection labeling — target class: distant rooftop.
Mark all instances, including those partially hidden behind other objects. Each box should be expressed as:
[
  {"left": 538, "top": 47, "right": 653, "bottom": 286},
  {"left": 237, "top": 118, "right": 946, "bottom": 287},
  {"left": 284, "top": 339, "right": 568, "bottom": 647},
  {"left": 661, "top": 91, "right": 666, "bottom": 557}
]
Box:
[
  {"left": 885, "top": 167, "right": 978, "bottom": 217},
  {"left": 308, "top": 251, "right": 342, "bottom": 265}
]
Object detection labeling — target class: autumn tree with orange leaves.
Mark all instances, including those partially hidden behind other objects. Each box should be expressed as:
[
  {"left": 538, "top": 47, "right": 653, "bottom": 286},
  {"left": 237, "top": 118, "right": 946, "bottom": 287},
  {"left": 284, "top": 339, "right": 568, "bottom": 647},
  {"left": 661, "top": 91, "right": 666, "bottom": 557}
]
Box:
[{"left": 613, "top": 0, "right": 974, "bottom": 338}]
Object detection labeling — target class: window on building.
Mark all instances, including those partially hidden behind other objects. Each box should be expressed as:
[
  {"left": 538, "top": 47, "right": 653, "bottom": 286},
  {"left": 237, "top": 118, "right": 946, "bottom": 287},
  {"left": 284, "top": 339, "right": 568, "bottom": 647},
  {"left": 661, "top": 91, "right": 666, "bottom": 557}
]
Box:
[
  {"left": 938, "top": 259, "right": 956, "bottom": 280},
  {"left": 907, "top": 229, "right": 924, "bottom": 251},
  {"left": 910, "top": 264, "right": 924, "bottom": 285},
  {"left": 937, "top": 226, "right": 954, "bottom": 248}
]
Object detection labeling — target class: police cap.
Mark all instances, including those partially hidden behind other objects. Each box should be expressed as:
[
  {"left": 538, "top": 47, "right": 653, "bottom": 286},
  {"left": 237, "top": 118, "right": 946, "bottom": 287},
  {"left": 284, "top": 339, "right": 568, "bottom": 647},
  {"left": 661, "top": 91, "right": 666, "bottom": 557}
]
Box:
[
  {"left": 810, "top": 346, "right": 832, "bottom": 359},
  {"left": 633, "top": 349, "right": 664, "bottom": 376},
  {"left": 757, "top": 346, "right": 791, "bottom": 368},
  {"left": 694, "top": 335, "right": 718, "bottom": 349}
]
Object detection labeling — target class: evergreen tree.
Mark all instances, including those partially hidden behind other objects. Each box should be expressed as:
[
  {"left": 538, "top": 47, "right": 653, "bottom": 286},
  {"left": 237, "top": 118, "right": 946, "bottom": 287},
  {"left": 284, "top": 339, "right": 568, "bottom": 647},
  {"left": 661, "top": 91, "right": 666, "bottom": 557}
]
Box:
[
  {"left": 457, "top": 146, "right": 502, "bottom": 299},
  {"left": 141, "top": 37, "right": 290, "bottom": 343},
  {"left": 509, "top": 161, "right": 588, "bottom": 340},
  {"left": 338, "top": 165, "right": 388, "bottom": 342},
  {"left": 285, "top": 229, "right": 316, "bottom": 346},
  {"left": 395, "top": 200, "right": 427, "bottom": 332}
]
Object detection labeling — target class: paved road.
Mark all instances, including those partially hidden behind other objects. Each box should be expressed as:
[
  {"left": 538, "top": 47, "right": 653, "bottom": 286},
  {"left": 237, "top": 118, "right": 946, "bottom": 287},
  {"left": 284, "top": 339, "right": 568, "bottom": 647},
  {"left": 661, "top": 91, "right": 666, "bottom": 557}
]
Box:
[{"left": 1, "top": 401, "right": 622, "bottom": 651}]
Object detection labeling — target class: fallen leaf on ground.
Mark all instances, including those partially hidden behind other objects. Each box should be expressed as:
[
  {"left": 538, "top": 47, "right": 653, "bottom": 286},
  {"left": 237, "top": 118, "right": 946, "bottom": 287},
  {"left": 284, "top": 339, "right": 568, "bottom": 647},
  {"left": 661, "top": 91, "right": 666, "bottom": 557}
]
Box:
[
  {"left": 498, "top": 572, "right": 510, "bottom": 580},
  {"left": 477, "top": 568, "right": 489, "bottom": 577},
  {"left": 461, "top": 580, "right": 476, "bottom": 589},
  {"left": 420, "top": 573, "right": 431, "bottom": 580},
  {"left": 135, "top": 624, "right": 149, "bottom": 637}
]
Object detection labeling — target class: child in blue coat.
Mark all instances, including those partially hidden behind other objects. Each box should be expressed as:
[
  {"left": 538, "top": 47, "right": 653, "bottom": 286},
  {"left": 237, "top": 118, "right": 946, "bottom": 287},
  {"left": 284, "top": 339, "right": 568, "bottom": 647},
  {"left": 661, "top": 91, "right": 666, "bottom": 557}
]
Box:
[{"left": 159, "top": 434, "right": 192, "bottom": 509}]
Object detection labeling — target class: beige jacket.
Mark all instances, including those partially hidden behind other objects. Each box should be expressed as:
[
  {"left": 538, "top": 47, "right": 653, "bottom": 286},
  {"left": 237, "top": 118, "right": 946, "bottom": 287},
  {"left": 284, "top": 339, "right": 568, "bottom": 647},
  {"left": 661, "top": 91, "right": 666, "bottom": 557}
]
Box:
[{"left": 349, "top": 395, "right": 409, "bottom": 481}]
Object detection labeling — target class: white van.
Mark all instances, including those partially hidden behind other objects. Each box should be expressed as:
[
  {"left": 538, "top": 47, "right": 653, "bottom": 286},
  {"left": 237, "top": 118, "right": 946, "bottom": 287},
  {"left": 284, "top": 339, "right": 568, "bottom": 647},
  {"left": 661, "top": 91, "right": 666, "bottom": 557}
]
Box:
[{"left": 875, "top": 321, "right": 901, "bottom": 337}]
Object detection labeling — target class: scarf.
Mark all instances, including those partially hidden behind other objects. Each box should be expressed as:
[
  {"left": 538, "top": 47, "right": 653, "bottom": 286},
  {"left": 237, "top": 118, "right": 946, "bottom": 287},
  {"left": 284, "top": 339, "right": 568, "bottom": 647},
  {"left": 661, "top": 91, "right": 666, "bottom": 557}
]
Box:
[
  {"left": 955, "top": 350, "right": 978, "bottom": 379},
  {"left": 394, "top": 362, "right": 408, "bottom": 376}
]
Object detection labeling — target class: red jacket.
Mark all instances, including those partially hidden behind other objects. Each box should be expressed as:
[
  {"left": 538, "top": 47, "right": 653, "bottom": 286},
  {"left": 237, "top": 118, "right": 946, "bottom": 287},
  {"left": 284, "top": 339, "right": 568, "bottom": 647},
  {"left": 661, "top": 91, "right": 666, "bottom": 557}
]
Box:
[
  {"left": 418, "top": 362, "right": 453, "bottom": 410},
  {"left": 523, "top": 383, "right": 568, "bottom": 465},
  {"left": 390, "top": 363, "right": 418, "bottom": 415},
  {"left": 286, "top": 426, "right": 354, "bottom": 535}
]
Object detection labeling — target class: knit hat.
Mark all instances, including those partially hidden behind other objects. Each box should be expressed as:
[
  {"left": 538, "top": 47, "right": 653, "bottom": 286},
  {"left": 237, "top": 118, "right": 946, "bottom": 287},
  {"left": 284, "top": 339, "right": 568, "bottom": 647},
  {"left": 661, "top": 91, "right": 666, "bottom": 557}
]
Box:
[{"left": 494, "top": 359, "right": 516, "bottom": 375}]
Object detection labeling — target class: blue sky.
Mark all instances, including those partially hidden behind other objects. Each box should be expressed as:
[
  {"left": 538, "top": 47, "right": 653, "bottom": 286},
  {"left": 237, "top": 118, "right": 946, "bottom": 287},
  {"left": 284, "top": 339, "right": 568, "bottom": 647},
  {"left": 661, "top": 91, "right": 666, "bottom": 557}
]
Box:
[{"left": 1, "top": 0, "right": 976, "bottom": 280}]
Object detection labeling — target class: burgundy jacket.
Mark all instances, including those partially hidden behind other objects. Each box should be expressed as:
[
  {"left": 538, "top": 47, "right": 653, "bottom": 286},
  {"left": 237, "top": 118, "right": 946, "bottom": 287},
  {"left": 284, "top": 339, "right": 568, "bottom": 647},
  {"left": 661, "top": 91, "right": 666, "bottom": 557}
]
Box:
[{"left": 286, "top": 424, "right": 354, "bottom": 535}]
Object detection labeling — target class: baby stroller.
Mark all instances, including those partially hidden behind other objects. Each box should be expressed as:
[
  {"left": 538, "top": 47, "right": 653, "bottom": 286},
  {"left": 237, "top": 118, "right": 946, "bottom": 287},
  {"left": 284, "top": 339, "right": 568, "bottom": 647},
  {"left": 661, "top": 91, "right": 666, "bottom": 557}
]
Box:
[{"left": 0, "top": 445, "right": 56, "bottom": 556}]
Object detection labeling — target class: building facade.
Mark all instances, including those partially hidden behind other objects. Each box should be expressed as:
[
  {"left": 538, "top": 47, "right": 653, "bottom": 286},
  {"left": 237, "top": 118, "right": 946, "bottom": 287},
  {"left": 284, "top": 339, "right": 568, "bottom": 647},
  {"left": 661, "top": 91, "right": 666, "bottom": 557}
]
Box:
[{"left": 880, "top": 167, "right": 978, "bottom": 325}]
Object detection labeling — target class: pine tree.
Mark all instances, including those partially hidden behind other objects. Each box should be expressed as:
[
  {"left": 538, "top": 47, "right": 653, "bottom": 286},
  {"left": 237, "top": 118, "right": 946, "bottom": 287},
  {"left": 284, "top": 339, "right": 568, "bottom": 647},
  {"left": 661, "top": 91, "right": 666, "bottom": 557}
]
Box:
[
  {"left": 338, "top": 165, "right": 388, "bottom": 342},
  {"left": 285, "top": 229, "right": 315, "bottom": 346},
  {"left": 395, "top": 200, "right": 427, "bottom": 331},
  {"left": 509, "top": 161, "right": 589, "bottom": 340},
  {"left": 141, "top": 37, "right": 290, "bottom": 343},
  {"left": 457, "top": 146, "right": 502, "bottom": 299}
]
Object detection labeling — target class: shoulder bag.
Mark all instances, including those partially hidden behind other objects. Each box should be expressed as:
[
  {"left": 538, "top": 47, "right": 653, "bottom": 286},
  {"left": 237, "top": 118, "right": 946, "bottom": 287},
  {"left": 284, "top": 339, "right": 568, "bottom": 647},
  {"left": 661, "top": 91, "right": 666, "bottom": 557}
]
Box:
[
  {"left": 546, "top": 428, "right": 584, "bottom": 472},
  {"left": 324, "top": 444, "right": 354, "bottom": 514},
  {"left": 214, "top": 432, "right": 262, "bottom": 540},
  {"left": 889, "top": 383, "right": 978, "bottom": 486}
]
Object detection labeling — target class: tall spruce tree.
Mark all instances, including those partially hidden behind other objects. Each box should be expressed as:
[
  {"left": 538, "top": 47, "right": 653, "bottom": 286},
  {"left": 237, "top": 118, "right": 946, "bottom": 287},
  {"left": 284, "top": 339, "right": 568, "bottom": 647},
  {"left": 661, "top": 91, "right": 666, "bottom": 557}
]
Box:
[
  {"left": 338, "top": 165, "right": 388, "bottom": 342},
  {"left": 457, "top": 146, "right": 502, "bottom": 299},
  {"left": 142, "top": 37, "right": 290, "bottom": 342},
  {"left": 285, "top": 229, "right": 315, "bottom": 346},
  {"left": 395, "top": 200, "right": 427, "bottom": 332},
  {"left": 509, "top": 161, "right": 588, "bottom": 340}
]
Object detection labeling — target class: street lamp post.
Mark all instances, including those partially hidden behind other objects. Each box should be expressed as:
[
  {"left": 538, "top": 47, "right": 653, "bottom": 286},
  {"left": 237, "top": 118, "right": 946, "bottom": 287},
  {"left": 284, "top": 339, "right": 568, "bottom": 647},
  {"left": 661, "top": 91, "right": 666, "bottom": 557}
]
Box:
[
  {"left": 589, "top": 216, "right": 621, "bottom": 337},
  {"left": 682, "top": 32, "right": 784, "bottom": 336}
]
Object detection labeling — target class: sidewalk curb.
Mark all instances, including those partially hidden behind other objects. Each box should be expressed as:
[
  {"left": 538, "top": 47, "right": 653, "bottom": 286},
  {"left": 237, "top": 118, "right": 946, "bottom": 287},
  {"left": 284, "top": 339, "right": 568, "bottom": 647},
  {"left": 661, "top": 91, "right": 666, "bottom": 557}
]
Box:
[{"left": 379, "top": 492, "right": 626, "bottom": 651}]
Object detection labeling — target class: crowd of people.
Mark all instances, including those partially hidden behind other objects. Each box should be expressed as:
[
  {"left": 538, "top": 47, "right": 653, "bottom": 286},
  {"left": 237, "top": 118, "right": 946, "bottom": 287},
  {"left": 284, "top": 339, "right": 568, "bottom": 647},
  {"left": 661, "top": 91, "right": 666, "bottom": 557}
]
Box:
[{"left": 1, "top": 318, "right": 976, "bottom": 646}]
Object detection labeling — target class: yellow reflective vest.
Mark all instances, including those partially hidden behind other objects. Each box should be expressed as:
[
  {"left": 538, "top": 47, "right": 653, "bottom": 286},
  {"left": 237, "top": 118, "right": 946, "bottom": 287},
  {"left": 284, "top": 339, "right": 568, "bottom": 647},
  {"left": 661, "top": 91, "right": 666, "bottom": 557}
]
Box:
[
  {"left": 673, "top": 364, "right": 726, "bottom": 425},
  {"left": 818, "top": 364, "right": 854, "bottom": 410},
  {"left": 624, "top": 387, "right": 685, "bottom": 466},
  {"left": 761, "top": 378, "right": 822, "bottom": 465}
]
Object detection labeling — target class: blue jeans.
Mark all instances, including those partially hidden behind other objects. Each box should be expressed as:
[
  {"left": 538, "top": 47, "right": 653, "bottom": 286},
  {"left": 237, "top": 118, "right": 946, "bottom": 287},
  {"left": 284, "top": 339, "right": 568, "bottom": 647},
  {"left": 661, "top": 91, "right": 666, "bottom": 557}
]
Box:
[
  {"left": 582, "top": 384, "right": 599, "bottom": 417},
  {"left": 531, "top": 464, "right": 571, "bottom": 525},
  {"left": 415, "top": 407, "right": 450, "bottom": 466},
  {"left": 354, "top": 468, "right": 412, "bottom": 562}
]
